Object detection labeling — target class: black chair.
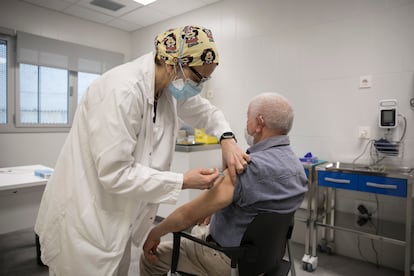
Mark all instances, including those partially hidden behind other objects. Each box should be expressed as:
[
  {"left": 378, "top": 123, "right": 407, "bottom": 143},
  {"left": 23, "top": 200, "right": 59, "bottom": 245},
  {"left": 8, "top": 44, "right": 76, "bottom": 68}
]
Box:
[{"left": 171, "top": 212, "right": 296, "bottom": 276}]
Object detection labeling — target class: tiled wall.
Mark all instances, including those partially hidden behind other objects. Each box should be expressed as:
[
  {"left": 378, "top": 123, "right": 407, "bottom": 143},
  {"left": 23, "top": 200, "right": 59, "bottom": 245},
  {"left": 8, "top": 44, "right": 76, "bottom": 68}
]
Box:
[
  {"left": 131, "top": 0, "right": 414, "bottom": 271},
  {"left": 132, "top": 0, "right": 413, "bottom": 167}
]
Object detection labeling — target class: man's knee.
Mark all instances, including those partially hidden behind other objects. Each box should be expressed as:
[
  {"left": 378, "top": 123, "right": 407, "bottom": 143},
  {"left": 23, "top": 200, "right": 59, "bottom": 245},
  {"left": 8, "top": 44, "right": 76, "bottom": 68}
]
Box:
[
  {"left": 139, "top": 253, "right": 156, "bottom": 275},
  {"left": 139, "top": 243, "right": 173, "bottom": 276}
]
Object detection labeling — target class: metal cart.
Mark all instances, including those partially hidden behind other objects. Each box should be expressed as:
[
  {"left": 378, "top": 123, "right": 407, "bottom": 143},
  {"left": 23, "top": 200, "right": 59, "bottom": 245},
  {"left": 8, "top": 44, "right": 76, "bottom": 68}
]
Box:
[{"left": 313, "top": 162, "right": 413, "bottom": 276}]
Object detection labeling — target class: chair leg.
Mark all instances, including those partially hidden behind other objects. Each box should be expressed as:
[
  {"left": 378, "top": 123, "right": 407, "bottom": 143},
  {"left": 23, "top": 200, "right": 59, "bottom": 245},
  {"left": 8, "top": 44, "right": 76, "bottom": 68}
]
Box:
[
  {"left": 229, "top": 256, "right": 239, "bottom": 276},
  {"left": 287, "top": 241, "right": 296, "bottom": 276},
  {"left": 171, "top": 233, "right": 181, "bottom": 273},
  {"left": 35, "top": 234, "right": 46, "bottom": 266}
]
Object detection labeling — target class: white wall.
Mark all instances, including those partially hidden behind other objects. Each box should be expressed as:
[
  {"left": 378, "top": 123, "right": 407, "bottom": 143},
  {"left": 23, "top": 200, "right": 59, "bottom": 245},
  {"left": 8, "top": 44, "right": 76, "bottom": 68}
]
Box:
[
  {"left": 0, "top": 0, "right": 131, "bottom": 59},
  {"left": 130, "top": 0, "right": 414, "bottom": 271},
  {"left": 0, "top": 0, "right": 132, "bottom": 167},
  {"left": 131, "top": 0, "right": 414, "bottom": 165}
]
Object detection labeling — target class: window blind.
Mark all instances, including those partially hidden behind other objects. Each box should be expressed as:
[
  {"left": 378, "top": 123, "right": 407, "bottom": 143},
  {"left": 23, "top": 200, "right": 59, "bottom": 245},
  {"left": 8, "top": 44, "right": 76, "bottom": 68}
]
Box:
[{"left": 17, "top": 31, "right": 124, "bottom": 74}]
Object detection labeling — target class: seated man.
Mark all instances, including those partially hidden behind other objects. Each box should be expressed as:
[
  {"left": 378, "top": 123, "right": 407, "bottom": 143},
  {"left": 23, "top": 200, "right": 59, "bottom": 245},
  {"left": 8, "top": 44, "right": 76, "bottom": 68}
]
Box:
[{"left": 140, "top": 92, "right": 308, "bottom": 276}]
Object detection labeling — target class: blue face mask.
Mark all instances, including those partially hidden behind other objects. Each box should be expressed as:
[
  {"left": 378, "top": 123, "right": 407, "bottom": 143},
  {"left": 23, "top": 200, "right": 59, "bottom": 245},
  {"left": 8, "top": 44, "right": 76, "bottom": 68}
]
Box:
[{"left": 168, "top": 78, "right": 204, "bottom": 100}]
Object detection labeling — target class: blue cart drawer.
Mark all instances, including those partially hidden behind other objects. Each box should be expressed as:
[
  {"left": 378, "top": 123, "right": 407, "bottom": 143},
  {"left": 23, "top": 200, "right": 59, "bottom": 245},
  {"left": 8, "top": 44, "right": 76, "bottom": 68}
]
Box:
[
  {"left": 318, "top": 171, "right": 358, "bottom": 190},
  {"left": 359, "top": 175, "right": 407, "bottom": 197}
]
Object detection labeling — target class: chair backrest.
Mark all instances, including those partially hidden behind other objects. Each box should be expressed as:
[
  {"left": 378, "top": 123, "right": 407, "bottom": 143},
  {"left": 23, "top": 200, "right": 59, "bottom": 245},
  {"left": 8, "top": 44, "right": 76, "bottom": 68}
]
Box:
[{"left": 237, "top": 212, "right": 294, "bottom": 276}]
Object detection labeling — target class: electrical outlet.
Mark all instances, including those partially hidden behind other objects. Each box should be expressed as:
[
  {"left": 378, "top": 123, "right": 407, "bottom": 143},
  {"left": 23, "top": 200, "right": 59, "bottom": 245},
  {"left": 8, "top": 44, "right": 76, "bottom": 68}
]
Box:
[
  {"left": 354, "top": 200, "right": 377, "bottom": 217},
  {"left": 359, "top": 75, "right": 372, "bottom": 88},
  {"left": 354, "top": 200, "right": 377, "bottom": 228},
  {"left": 358, "top": 126, "right": 371, "bottom": 139}
]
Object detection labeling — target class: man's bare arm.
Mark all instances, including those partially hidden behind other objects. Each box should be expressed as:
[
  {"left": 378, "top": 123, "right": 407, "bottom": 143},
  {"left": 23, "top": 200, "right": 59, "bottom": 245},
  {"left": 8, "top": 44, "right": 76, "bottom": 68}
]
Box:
[{"left": 143, "top": 171, "right": 234, "bottom": 263}]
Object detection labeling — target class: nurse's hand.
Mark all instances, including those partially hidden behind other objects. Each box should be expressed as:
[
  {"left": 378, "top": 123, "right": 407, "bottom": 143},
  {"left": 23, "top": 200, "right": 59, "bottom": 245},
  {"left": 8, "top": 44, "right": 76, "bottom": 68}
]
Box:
[
  {"left": 142, "top": 229, "right": 161, "bottom": 264},
  {"left": 220, "top": 139, "right": 250, "bottom": 183},
  {"left": 182, "top": 168, "right": 220, "bottom": 190}
]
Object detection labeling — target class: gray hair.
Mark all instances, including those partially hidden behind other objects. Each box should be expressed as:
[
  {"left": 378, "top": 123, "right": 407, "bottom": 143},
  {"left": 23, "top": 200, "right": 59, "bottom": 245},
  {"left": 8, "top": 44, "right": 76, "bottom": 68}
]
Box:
[{"left": 248, "top": 92, "right": 294, "bottom": 135}]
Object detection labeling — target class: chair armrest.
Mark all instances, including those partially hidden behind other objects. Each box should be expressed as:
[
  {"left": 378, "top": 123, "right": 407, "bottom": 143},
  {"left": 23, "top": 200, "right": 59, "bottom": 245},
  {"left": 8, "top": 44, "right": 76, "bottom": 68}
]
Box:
[
  {"left": 171, "top": 231, "right": 247, "bottom": 272},
  {"left": 177, "top": 232, "right": 223, "bottom": 251},
  {"left": 177, "top": 231, "right": 246, "bottom": 257}
]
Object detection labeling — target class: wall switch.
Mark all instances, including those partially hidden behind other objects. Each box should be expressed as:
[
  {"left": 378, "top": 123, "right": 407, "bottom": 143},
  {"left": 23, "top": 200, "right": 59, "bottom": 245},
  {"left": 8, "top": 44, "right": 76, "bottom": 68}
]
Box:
[
  {"left": 359, "top": 75, "right": 372, "bottom": 88},
  {"left": 358, "top": 126, "right": 371, "bottom": 139}
]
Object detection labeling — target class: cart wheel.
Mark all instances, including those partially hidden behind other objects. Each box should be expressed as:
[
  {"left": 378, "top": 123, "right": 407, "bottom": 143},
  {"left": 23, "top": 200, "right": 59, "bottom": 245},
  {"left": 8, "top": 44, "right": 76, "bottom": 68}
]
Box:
[
  {"left": 306, "top": 263, "right": 314, "bottom": 272},
  {"left": 326, "top": 246, "right": 333, "bottom": 254},
  {"left": 317, "top": 244, "right": 325, "bottom": 253}
]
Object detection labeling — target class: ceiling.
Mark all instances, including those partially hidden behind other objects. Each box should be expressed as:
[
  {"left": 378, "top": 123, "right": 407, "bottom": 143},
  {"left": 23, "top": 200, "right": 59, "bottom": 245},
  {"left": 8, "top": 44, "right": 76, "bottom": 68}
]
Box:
[{"left": 21, "top": 0, "right": 222, "bottom": 32}]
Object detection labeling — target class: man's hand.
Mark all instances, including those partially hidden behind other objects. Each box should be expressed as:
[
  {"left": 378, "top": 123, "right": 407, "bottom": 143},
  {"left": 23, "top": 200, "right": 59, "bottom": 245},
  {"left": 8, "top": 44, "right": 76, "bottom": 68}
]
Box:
[
  {"left": 196, "top": 215, "right": 211, "bottom": 225},
  {"left": 182, "top": 168, "right": 220, "bottom": 189},
  {"left": 142, "top": 228, "right": 161, "bottom": 264},
  {"left": 220, "top": 139, "right": 250, "bottom": 183}
]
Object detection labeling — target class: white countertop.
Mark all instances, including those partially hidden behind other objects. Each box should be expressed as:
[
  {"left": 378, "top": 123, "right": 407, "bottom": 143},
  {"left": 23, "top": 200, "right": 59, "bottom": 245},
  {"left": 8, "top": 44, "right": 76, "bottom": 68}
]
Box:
[{"left": 0, "top": 164, "right": 52, "bottom": 191}]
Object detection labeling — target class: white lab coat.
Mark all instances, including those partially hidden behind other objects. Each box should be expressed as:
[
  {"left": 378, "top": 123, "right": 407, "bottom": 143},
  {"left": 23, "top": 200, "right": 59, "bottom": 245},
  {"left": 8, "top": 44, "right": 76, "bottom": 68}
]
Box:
[{"left": 34, "top": 52, "right": 232, "bottom": 276}]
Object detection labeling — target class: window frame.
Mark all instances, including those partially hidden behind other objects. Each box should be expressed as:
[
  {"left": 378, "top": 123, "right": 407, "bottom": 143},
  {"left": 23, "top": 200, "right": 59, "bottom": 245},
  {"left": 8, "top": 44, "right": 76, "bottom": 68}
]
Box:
[
  {"left": 0, "top": 35, "right": 86, "bottom": 133},
  {"left": 1, "top": 63, "right": 79, "bottom": 133},
  {"left": 14, "top": 65, "right": 77, "bottom": 131},
  {"left": 0, "top": 33, "right": 16, "bottom": 131},
  {"left": 0, "top": 31, "right": 121, "bottom": 133}
]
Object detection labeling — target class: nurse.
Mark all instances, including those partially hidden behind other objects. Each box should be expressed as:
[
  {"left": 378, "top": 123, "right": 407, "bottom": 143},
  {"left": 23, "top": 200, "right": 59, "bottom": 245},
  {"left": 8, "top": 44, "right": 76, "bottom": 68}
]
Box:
[{"left": 35, "top": 25, "right": 249, "bottom": 275}]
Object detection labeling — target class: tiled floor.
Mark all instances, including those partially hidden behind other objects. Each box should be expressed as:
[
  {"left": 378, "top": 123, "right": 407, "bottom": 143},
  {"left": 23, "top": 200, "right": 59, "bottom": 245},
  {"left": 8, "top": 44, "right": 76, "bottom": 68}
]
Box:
[{"left": 0, "top": 228, "right": 403, "bottom": 276}]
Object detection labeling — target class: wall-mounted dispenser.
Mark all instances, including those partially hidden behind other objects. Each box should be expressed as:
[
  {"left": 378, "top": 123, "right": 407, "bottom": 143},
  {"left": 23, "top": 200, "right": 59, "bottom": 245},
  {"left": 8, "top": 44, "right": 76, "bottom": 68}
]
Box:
[{"left": 379, "top": 99, "right": 398, "bottom": 128}]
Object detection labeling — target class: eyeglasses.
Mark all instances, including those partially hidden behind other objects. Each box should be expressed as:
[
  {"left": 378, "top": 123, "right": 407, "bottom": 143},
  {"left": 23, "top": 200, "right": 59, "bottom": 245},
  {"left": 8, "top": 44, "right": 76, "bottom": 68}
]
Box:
[{"left": 188, "top": 67, "right": 211, "bottom": 85}]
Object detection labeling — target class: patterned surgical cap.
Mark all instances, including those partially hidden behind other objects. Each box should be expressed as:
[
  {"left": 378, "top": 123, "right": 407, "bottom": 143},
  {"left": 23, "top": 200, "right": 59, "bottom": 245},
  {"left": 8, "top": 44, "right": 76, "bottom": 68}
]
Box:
[{"left": 154, "top": 25, "right": 219, "bottom": 67}]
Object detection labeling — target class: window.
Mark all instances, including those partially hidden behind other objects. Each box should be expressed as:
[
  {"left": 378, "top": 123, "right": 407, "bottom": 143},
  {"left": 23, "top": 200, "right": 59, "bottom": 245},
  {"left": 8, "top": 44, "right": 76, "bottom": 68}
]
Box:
[
  {"left": 15, "top": 65, "right": 100, "bottom": 129},
  {"left": 78, "top": 72, "right": 100, "bottom": 104},
  {"left": 0, "top": 38, "right": 6, "bottom": 124},
  {"left": 19, "top": 64, "right": 69, "bottom": 124},
  {"left": 0, "top": 31, "right": 123, "bottom": 132},
  {"left": 0, "top": 33, "right": 13, "bottom": 128}
]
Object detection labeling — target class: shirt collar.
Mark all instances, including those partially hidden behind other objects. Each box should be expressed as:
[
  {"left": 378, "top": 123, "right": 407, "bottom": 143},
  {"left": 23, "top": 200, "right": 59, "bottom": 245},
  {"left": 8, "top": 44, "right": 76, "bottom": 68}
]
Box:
[{"left": 246, "top": 135, "right": 290, "bottom": 154}]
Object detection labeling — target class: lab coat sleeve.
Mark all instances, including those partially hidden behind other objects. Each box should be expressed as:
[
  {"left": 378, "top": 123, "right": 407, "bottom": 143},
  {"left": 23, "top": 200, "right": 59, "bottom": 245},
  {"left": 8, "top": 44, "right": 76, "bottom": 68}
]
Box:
[
  {"left": 177, "top": 95, "right": 232, "bottom": 138},
  {"left": 86, "top": 86, "right": 182, "bottom": 204}
]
